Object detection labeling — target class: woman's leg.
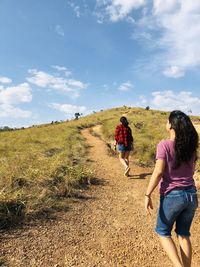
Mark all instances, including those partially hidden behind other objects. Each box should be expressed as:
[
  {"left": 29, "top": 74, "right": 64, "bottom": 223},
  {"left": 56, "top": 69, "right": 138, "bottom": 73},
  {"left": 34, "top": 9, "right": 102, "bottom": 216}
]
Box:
[
  {"left": 159, "top": 236, "right": 183, "bottom": 267},
  {"left": 124, "top": 151, "right": 130, "bottom": 176},
  {"left": 175, "top": 190, "right": 198, "bottom": 267},
  {"left": 124, "top": 151, "right": 130, "bottom": 166},
  {"left": 119, "top": 152, "right": 128, "bottom": 169},
  {"left": 178, "top": 235, "right": 192, "bottom": 267}
]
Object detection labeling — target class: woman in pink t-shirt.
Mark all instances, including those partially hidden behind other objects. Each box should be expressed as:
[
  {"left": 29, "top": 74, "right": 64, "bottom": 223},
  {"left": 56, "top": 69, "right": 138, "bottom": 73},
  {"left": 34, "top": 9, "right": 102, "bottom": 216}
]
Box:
[{"left": 145, "top": 110, "right": 199, "bottom": 267}]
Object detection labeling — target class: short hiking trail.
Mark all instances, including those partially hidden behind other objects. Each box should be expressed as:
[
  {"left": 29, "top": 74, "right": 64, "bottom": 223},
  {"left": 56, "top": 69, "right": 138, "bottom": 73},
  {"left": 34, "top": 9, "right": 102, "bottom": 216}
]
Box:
[{"left": 1, "top": 126, "right": 200, "bottom": 267}]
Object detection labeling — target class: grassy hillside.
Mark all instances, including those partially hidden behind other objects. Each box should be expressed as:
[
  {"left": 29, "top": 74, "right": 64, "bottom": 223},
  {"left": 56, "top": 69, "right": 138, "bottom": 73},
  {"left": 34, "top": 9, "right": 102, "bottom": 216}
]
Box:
[{"left": 0, "top": 106, "right": 199, "bottom": 228}]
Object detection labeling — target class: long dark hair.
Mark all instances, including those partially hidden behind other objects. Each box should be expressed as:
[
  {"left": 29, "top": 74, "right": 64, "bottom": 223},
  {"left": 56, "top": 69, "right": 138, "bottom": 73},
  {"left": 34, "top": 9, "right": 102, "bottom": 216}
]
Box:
[
  {"left": 120, "top": 116, "right": 129, "bottom": 127},
  {"left": 169, "top": 110, "right": 199, "bottom": 168}
]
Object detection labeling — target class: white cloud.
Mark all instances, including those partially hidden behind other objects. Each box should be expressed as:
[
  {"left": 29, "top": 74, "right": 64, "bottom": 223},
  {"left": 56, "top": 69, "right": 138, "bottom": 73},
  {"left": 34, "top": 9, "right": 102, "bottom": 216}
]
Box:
[
  {"left": 153, "top": 0, "right": 181, "bottom": 15},
  {"left": 137, "top": 0, "right": 200, "bottom": 77},
  {"left": 55, "top": 25, "right": 64, "bottom": 36},
  {"left": 118, "top": 81, "right": 133, "bottom": 91},
  {"left": 27, "top": 69, "right": 87, "bottom": 98},
  {"left": 27, "top": 70, "right": 52, "bottom": 88},
  {"left": 95, "top": 0, "right": 200, "bottom": 77},
  {"left": 0, "top": 76, "right": 12, "bottom": 84},
  {"left": 150, "top": 90, "right": 200, "bottom": 114},
  {"left": 154, "top": 1, "right": 200, "bottom": 77},
  {"left": 0, "top": 104, "right": 31, "bottom": 118},
  {"left": 96, "top": 0, "right": 146, "bottom": 22},
  {"left": 163, "top": 66, "right": 185, "bottom": 78},
  {"left": 131, "top": 1, "right": 200, "bottom": 77},
  {"left": 135, "top": 90, "right": 200, "bottom": 115},
  {"left": 51, "top": 65, "right": 67, "bottom": 71},
  {"left": 107, "top": 0, "right": 146, "bottom": 21},
  {"left": 0, "top": 83, "right": 32, "bottom": 105},
  {"left": 49, "top": 103, "right": 87, "bottom": 114},
  {"left": 51, "top": 65, "right": 72, "bottom": 77},
  {"left": 0, "top": 83, "right": 32, "bottom": 118}
]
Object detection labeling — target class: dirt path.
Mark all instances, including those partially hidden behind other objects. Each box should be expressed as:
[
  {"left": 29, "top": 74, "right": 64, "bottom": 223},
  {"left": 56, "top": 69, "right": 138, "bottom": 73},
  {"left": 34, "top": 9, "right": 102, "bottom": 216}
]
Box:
[{"left": 1, "top": 127, "right": 200, "bottom": 267}]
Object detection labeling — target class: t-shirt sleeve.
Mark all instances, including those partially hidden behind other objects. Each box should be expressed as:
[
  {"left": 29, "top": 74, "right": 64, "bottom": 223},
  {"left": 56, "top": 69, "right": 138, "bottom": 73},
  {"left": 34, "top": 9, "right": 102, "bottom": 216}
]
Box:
[{"left": 156, "top": 140, "right": 166, "bottom": 160}]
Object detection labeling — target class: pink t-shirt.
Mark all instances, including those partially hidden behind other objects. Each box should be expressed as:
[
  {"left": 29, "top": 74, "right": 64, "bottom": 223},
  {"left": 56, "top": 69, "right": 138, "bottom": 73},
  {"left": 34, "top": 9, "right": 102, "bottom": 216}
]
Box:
[{"left": 156, "top": 139, "right": 196, "bottom": 195}]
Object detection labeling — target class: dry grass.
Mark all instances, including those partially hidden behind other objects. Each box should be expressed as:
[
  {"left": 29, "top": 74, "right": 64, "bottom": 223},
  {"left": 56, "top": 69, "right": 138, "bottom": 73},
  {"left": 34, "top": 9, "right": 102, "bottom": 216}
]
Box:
[
  {"left": 0, "top": 120, "right": 94, "bottom": 228},
  {"left": 0, "top": 106, "right": 199, "bottom": 227}
]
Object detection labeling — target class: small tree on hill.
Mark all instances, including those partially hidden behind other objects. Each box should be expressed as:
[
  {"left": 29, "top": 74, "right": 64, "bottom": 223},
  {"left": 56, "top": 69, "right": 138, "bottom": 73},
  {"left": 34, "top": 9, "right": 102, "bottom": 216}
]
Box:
[{"left": 74, "top": 112, "right": 82, "bottom": 120}]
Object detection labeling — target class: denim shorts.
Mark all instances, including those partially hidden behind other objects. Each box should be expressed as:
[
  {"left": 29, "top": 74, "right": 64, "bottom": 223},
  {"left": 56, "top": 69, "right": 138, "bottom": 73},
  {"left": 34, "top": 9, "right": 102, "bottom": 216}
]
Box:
[
  {"left": 118, "top": 144, "right": 131, "bottom": 152},
  {"left": 155, "top": 188, "right": 198, "bottom": 237}
]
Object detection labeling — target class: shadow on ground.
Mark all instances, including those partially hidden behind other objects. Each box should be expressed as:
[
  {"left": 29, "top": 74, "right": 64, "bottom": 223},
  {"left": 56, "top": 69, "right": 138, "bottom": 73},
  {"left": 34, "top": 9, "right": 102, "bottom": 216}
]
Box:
[
  {"left": 0, "top": 176, "right": 107, "bottom": 233},
  {"left": 128, "top": 172, "right": 152, "bottom": 179},
  {"left": 90, "top": 177, "right": 108, "bottom": 186}
]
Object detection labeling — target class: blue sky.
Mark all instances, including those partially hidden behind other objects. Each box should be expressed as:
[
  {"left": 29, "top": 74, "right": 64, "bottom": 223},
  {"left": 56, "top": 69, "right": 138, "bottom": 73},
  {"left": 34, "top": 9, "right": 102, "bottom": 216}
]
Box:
[{"left": 0, "top": 0, "right": 200, "bottom": 127}]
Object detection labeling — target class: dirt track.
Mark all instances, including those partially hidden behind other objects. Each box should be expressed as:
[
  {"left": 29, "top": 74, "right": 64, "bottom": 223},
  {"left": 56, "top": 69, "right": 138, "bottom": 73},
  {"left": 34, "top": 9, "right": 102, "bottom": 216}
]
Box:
[{"left": 1, "top": 127, "right": 200, "bottom": 267}]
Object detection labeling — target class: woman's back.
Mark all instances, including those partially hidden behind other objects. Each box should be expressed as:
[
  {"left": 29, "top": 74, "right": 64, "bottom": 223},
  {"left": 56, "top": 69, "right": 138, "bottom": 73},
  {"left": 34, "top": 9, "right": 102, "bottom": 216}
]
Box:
[
  {"left": 115, "top": 124, "right": 133, "bottom": 147},
  {"left": 156, "top": 139, "right": 196, "bottom": 195}
]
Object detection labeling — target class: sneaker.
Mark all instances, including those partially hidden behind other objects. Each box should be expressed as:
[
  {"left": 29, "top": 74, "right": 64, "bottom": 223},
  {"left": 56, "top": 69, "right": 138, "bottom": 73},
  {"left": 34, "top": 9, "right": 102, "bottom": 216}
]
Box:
[{"left": 124, "top": 167, "right": 130, "bottom": 176}]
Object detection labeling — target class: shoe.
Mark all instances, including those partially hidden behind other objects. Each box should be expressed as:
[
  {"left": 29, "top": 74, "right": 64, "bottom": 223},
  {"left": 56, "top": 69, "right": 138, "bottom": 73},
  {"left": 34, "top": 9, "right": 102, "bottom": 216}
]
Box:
[{"left": 124, "top": 167, "right": 130, "bottom": 176}]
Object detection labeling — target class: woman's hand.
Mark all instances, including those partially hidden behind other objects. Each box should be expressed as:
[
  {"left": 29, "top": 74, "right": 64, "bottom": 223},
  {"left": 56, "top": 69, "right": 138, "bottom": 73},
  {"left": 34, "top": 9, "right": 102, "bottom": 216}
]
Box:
[
  {"left": 145, "top": 196, "right": 153, "bottom": 214},
  {"left": 144, "top": 159, "right": 165, "bottom": 214}
]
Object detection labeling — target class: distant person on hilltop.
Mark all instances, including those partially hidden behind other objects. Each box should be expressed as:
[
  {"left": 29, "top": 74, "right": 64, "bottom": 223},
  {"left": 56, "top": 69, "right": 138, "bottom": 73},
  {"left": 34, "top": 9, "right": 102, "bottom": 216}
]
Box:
[
  {"left": 145, "top": 110, "right": 199, "bottom": 267},
  {"left": 115, "top": 116, "right": 134, "bottom": 176}
]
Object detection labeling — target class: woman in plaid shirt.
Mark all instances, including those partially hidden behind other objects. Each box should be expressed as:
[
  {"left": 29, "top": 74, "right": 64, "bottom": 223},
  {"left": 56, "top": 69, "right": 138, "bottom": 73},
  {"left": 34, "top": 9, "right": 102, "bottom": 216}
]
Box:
[{"left": 115, "top": 116, "right": 134, "bottom": 176}]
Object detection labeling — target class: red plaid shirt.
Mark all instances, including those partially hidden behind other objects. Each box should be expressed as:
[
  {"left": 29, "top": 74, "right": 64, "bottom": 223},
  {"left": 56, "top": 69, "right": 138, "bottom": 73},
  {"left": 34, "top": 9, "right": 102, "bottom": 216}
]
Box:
[{"left": 115, "top": 124, "right": 133, "bottom": 147}]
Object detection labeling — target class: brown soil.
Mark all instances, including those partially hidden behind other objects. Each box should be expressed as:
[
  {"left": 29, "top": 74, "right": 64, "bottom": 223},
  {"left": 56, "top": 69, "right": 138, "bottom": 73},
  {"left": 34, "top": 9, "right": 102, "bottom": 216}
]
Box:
[{"left": 1, "top": 126, "right": 200, "bottom": 267}]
